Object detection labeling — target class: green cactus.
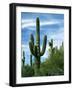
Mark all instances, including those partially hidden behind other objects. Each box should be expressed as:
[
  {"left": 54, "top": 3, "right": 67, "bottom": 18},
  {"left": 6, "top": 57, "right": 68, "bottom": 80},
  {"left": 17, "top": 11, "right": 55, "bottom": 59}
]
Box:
[
  {"left": 49, "top": 39, "right": 55, "bottom": 55},
  {"left": 29, "top": 17, "right": 47, "bottom": 75},
  {"left": 49, "top": 39, "right": 53, "bottom": 49},
  {"left": 22, "top": 51, "right": 25, "bottom": 66},
  {"left": 30, "top": 54, "right": 32, "bottom": 67}
]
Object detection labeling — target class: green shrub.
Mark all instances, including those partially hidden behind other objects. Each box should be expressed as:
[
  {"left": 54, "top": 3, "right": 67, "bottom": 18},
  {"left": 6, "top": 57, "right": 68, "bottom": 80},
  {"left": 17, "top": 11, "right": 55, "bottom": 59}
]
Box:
[{"left": 21, "top": 65, "right": 34, "bottom": 77}]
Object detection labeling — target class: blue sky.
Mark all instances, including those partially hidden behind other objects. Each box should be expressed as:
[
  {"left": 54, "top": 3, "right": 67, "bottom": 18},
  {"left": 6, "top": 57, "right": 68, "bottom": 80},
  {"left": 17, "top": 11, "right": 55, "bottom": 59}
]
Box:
[{"left": 21, "top": 12, "right": 64, "bottom": 65}]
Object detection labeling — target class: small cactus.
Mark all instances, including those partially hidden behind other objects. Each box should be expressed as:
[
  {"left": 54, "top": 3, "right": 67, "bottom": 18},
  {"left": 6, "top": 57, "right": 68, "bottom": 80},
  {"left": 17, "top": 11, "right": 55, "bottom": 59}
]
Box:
[
  {"left": 49, "top": 39, "right": 55, "bottom": 55},
  {"left": 22, "top": 51, "right": 25, "bottom": 66},
  {"left": 49, "top": 39, "right": 53, "bottom": 49}
]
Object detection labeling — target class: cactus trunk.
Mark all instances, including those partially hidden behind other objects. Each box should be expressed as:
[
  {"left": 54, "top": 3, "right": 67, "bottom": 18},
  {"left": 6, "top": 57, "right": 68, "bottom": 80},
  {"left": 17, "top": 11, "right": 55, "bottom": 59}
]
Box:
[
  {"left": 35, "top": 18, "right": 40, "bottom": 70},
  {"left": 29, "top": 17, "right": 47, "bottom": 76},
  {"left": 34, "top": 57, "right": 40, "bottom": 76}
]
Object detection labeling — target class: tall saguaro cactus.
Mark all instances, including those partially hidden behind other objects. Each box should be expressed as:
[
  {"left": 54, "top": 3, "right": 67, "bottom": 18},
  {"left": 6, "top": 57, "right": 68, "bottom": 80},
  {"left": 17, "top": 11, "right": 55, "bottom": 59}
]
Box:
[
  {"left": 29, "top": 17, "right": 47, "bottom": 75},
  {"left": 22, "top": 51, "right": 25, "bottom": 66}
]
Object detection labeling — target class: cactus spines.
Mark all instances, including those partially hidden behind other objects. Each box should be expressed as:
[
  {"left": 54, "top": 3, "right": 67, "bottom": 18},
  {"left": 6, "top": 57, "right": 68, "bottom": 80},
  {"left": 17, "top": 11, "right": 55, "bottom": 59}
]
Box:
[
  {"left": 29, "top": 17, "right": 47, "bottom": 75},
  {"left": 22, "top": 51, "right": 25, "bottom": 66},
  {"left": 30, "top": 54, "right": 32, "bottom": 66}
]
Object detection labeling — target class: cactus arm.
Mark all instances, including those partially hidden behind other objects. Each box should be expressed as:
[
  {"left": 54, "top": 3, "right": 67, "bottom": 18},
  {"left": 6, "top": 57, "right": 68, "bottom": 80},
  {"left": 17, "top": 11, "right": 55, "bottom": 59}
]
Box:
[
  {"left": 34, "top": 45, "right": 37, "bottom": 57},
  {"left": 30, "top": 34, "right": 34, "bottom": 46},
  {"left": 29, "top": 34, "right": 35, "bottom": 55},
  {"left": 29, "top": 41, "right": 35, "bottom": 55},
  {"left": 40, "top": 35, "right": 47, "bottom": 56}
]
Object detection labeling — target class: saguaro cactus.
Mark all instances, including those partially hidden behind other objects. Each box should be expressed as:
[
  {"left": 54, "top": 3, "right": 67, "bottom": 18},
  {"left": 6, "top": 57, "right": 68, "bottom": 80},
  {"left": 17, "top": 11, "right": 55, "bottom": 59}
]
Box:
[
  {"left": 29, "top": 17, "right": 47, "bottom": 75},
  {"left": 30, "top": 54, "right": 32, "bottom": 67},
  {"left": 22, "top": 51, "right": 25, "bottom": 66},
  {"left": 49, "top": 39, "right": 55, "bottom": 55}
]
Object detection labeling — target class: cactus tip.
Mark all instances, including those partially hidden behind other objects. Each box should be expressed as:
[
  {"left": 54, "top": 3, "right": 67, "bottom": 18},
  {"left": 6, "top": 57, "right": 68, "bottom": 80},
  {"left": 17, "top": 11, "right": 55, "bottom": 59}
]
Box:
[{"left": 36, "top": 17, "right": 39, "bottom": 22}]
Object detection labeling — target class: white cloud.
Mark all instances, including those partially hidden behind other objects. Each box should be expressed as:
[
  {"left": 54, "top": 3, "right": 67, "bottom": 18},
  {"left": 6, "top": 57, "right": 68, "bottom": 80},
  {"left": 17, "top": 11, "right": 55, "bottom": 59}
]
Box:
[
  {"left": 22, "top": 22, "right": 35, "bottom": 29},
  {"left": 21, "top": 19, "right": 63, "bottom": 29},
  {"left": 40, "top": 20, "right": 62, "bottom": 26},
  {"left": 21, "top": 44, "right": 29, "bottom": 51},
  {"left": 22, "top": 19, "right": 34, "bottom": 24},
  {"left": 48, "top": 27, "right": 64, "bottom": 48},
  {"left": 49, "top": 28, "right": 64, "bottom": 39}
]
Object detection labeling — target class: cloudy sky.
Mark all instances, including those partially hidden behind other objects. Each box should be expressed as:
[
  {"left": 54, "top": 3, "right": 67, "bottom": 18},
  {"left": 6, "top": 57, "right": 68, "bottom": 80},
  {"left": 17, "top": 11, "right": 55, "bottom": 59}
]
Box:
[{"left": 21, "top": 12, "right": 64, "bottom": 65}]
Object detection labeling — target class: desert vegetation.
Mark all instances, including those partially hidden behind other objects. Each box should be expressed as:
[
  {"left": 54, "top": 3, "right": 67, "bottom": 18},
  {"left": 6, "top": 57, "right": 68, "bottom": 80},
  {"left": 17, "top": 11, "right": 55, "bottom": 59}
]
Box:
[{"left": 21, "top": 17, "right": 64, "bottom": 77}]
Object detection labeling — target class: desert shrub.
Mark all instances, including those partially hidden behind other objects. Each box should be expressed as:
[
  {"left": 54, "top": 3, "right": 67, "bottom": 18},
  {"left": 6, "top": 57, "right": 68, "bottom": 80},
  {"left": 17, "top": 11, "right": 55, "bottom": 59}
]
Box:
[
  {"left": 39, "top": 43, "right": 64, "bottom": 76},
  {"left": 21, "top": 65, "right": 34, "bottom": 77},
  {"left": 21, "top": 42, "right": 64, "bottom": 77}
]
